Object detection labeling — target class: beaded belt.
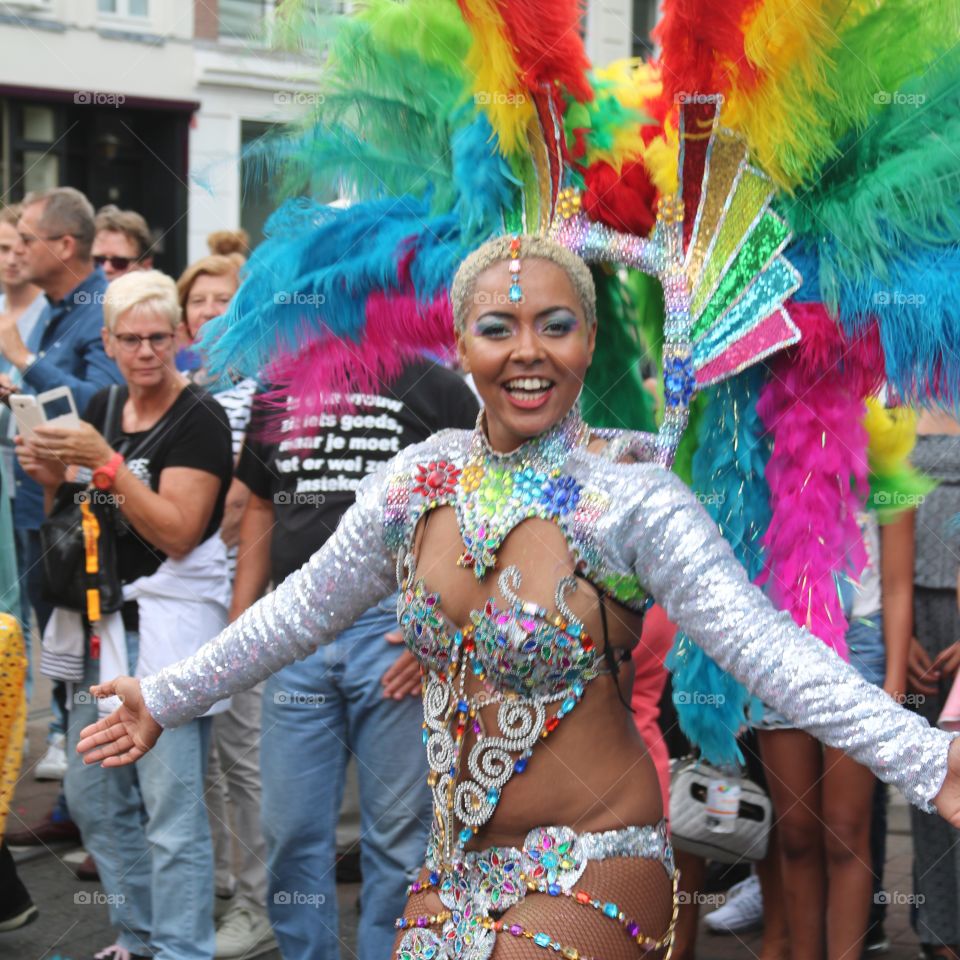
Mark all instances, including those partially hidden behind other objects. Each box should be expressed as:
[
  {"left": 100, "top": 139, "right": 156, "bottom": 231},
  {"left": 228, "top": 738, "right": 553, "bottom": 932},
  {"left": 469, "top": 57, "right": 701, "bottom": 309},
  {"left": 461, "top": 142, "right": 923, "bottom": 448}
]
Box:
[{"left": 396, "top": 821, "right": 678, "bottom": 960}]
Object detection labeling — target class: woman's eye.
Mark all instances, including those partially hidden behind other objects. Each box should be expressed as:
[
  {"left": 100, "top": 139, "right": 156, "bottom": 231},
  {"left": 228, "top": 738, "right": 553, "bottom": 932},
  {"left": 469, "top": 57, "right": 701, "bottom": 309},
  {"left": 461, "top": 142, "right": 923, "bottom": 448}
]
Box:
[
  {"left": 474, "top": 320, "right": 511, "bottom": 338},
  {"left": 542, "top": 316, "right": 577, "bottom": 335}
]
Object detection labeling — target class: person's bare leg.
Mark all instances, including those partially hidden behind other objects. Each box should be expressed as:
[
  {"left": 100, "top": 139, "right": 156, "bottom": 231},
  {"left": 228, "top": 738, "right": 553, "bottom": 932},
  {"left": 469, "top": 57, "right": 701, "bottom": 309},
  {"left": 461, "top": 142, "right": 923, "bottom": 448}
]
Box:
[
  {"left": 821, "top": 748, "right": 877, "bottom": 960},
  {"left": 672, "top": 849, "right": 705, "bottom": 960},
  {"left": 759, "top": 728, "right": 826, "bottom": 960},
  {"left": 756, "top": 824, "right": 789, "bottom": 960}
]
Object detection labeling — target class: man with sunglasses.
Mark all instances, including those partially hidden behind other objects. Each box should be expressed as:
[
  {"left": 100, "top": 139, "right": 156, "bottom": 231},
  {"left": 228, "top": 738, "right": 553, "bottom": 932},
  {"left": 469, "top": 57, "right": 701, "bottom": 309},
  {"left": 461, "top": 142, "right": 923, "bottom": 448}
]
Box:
[
  {"left": 2, "top": 186, "right": 122, "bottom": 850},
  {"left": 93, "top": 205, "right": 154, "bottom": 283}
]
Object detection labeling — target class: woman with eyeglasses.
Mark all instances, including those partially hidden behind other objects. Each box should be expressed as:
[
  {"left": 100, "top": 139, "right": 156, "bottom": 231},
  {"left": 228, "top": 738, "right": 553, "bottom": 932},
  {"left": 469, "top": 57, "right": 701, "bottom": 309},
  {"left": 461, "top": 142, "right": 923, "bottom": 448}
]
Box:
[{"left": 16, "top": 269, "right": 233, "bottom": 960}]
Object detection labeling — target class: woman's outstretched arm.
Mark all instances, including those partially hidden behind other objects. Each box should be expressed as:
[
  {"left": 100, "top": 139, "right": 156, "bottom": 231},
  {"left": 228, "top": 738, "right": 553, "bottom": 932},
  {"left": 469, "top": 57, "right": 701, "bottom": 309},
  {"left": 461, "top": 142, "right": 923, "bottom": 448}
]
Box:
[{"left": 609, "top": 464, "right": 960, "bottom": 820}]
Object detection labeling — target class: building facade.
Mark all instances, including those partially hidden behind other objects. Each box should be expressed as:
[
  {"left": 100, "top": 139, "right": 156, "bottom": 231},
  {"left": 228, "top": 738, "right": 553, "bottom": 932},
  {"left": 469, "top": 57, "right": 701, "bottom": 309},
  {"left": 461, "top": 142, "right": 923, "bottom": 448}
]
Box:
[{"left": 0, "top": 0, "right": 659, "bottom": 274}]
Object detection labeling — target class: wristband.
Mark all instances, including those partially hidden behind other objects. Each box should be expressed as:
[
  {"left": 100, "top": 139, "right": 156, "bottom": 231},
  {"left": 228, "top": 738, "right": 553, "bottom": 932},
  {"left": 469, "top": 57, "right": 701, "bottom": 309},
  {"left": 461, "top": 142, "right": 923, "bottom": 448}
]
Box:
[{"left": 92, "top": 452, "right": 124, "bottom": 491}]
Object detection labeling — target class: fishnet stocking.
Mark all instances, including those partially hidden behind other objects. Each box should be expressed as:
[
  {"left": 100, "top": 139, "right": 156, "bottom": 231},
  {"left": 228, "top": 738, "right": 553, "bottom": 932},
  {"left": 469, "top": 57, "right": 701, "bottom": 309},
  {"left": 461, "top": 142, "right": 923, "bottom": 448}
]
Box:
[{"left": 392, "top": 857, "right": 675, "bottom": 959}]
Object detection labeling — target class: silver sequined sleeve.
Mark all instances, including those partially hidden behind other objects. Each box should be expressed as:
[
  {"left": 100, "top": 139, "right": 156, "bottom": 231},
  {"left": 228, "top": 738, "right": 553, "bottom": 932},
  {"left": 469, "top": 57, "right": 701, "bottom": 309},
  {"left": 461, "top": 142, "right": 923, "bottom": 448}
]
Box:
[
  {"left": 610, "top": 464, "right": 955, "bottom": 813},
  {"left": 141, "top": 455, "right": 402, "bottom": 728}
]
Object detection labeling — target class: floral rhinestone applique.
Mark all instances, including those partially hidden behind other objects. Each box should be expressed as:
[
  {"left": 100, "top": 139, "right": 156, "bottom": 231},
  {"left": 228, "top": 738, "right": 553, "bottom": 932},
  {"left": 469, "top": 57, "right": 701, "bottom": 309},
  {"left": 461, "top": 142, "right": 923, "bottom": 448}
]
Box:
[{"left": 414, "top": 460, "right": 461, "bottom": 499}]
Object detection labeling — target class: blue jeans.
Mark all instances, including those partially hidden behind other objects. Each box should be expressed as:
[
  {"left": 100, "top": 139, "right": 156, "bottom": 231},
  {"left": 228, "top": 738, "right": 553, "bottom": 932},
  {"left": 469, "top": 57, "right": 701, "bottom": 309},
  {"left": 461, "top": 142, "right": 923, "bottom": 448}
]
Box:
[
  {"left": 65, "top": 632, "right": 215, "bottom": 959},
  {"left": 261, "top": 596, "right": 431, "bottom": 960}
]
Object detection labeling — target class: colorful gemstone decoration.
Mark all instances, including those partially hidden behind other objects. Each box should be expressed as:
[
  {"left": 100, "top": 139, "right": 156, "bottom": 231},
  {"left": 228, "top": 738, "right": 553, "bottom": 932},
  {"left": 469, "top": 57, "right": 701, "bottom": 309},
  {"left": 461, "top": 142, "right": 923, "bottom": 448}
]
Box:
[
  {"left": 508, "top": 235, "right": 523, "bottom": 303},
  {"left": 663, "top": 354, "right": 696, "bottom": 408},
  {"left": 414, "top": 460, "right": 462, "bottom": 499}
]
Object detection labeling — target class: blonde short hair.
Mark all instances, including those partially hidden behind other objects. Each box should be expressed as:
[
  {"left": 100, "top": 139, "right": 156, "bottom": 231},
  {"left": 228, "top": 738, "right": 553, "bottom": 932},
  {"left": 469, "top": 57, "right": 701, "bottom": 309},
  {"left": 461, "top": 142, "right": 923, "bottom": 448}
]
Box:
[
  {"left": 451, "top": 235, "right": 596, "bottom": 333},
  {"left": 176, "top": 255, "right": 241, "bottom": 311},
  {"left": 103, "top": 269, "right": 181, "bottom": 333}
]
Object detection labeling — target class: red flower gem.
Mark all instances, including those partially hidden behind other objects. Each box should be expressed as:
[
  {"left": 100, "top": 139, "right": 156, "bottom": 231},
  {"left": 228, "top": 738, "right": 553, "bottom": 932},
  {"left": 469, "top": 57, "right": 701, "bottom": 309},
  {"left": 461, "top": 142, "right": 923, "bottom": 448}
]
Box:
[{"left": 413, "top": 460, "right": 461, "bottom": 498}]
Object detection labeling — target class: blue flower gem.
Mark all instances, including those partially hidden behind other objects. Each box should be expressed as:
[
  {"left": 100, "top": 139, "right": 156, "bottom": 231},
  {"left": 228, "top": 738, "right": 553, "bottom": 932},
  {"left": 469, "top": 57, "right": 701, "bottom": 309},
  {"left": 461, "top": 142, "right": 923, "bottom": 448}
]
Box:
[{"left": 664, "top": 355, "right": 696, "bottom": 407}]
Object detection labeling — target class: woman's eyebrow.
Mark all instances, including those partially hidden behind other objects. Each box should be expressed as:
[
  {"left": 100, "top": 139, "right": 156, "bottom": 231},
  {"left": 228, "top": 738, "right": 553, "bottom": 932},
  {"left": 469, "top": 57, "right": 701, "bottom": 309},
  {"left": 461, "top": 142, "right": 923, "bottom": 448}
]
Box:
[{"left": 535, "top": 306, "right": 577, "bottom": 318}]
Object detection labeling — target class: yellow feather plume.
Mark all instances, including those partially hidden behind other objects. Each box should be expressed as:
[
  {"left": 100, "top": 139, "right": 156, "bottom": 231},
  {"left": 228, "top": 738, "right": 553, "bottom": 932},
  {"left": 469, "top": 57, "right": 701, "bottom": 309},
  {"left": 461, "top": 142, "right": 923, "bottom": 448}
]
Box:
[
  {"left": 458, "top": 0, "right": 536, "bottom": 156},
  {"left": 721, "top": 0, "right": 848, "bottom": 190},
  {"left": 864, "top": 398, "right": 919, "bottom": 473}
]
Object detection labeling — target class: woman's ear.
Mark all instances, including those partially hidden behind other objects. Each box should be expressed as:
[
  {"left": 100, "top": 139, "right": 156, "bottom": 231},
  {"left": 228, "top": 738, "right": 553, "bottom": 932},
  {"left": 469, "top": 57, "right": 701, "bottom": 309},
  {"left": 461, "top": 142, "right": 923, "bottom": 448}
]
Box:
[
  {"left": 585, "top": 321, "right": 597, "bottom": 367},
  {"left": 456, "top": 330, "right": 471, "bottom": 374},
  {"left": 101, "top": 325, "right": 114, "bottom": 359}
]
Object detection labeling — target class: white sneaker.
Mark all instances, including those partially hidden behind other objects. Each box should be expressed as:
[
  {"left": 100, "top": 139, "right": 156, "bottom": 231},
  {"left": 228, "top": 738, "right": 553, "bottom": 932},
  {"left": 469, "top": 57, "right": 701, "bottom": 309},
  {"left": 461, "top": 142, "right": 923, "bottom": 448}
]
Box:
[
  {"left": 215, "top": 904, "right": 277, "bottom": 959},
  {"left": 34, "top": 733, "right": 67, "bottom": 781},
  {"left": 704, "top": 874, "right": 763, "bottom": 934}
]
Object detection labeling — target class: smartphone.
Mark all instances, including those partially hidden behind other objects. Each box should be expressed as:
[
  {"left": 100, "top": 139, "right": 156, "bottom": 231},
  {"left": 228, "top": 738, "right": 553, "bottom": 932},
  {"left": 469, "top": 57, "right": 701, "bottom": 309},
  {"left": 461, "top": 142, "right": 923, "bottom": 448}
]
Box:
[
  {"left": 9, "top": 394, "right": 43, "bottom": 441},
  {"left": 10, "top": 386, "right": 80, "bottom": 441},
  {"left": 37, "top": 386, "right": 80, "bottom": 429}
]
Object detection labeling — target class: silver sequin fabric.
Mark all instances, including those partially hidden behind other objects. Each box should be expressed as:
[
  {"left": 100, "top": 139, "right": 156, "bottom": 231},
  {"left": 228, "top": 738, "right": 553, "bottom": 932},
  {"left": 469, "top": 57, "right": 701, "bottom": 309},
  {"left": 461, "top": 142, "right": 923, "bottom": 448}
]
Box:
[{"left": 142, "top": 427, "right": 955, "bottom": 813}]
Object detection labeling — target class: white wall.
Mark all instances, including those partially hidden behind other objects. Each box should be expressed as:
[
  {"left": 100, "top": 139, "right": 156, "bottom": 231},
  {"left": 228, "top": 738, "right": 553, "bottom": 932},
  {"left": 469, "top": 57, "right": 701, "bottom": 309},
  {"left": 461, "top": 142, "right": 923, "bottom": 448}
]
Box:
[
  {"left": 584, "top": 0, "right": 635, "bottom": 68},
  {"left": 0, "top": 0, "right": 195, "bottom": 100},
  {"left": 187, "top": 44, "right": 317, "bottom": 262}
]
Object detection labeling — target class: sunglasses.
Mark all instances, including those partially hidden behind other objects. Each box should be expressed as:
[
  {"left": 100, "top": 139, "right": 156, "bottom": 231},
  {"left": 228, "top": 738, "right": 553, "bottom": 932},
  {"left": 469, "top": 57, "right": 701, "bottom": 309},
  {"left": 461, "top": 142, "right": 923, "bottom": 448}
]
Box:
[{"left": 94, "top": 254, "right": 142, "bottom": 271}]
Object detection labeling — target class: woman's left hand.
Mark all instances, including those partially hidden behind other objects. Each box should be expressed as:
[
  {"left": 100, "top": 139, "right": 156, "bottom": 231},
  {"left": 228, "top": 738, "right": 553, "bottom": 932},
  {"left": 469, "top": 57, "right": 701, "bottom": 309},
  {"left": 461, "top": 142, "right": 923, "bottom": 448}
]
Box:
[
  {"left": 29, "top": 421, "right": 115, "bottom": 471},
  {"left": 381, "top": 630, "right": 421, "bottom": 699},
  {"left": 934, "top": 738, "right": 960, "bottom": 827}
]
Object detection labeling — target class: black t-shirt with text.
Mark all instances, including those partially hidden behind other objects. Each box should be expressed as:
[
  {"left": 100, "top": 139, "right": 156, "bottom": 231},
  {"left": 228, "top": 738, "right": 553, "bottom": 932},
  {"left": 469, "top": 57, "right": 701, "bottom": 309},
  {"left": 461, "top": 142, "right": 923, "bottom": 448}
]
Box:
[
  {"left": 84, "top": 382, "right": 233, "bottom": 583},
  {"left": 237, "top": 360, "right": 479, "bottom": 584}
]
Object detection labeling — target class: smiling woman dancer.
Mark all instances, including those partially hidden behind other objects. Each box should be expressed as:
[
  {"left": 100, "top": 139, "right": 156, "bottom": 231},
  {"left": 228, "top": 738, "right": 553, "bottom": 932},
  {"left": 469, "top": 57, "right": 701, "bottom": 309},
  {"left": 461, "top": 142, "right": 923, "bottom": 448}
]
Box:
[{"left": 75, "top": 234, "right": 960, "bottom": 960}]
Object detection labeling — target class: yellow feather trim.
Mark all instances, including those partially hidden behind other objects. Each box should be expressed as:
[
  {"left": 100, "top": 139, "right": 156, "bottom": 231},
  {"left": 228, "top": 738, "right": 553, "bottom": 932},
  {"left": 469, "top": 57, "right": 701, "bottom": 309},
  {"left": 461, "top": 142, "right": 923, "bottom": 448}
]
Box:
[
  {"left": 864, "top": 397, "right": 919, "bottom": 472},
  {"left": 459, "top": 0, "right": 535, "bottom": 156}
]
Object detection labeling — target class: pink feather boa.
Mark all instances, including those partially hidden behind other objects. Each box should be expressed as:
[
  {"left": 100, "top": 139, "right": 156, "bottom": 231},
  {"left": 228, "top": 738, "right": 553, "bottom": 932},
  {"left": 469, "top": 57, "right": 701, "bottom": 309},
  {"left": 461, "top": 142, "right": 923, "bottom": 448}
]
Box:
[{"left": 756, "top": 304, "right": 883, "bottom": 658}]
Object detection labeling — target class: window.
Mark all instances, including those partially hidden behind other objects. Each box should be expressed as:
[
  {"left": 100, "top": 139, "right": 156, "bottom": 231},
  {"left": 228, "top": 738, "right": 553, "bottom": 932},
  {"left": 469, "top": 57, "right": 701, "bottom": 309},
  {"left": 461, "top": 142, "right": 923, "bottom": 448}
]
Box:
[
  {"left": 632, "top": 0, "right": 659, "bottom": 58},
  {"left": 219, "top": 0, "right": 272, "bottom": 40},
  {"left": 98, "top": 0, "right": 149, "bottom": 16}
]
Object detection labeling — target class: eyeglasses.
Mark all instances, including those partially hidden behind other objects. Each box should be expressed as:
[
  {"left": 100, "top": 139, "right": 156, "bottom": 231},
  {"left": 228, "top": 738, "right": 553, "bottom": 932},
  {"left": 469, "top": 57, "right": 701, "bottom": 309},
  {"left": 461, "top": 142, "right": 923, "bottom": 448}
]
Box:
[
  {"left": 18, "top": 233, "right": 72, "bottom": 247},
  {"left": 94, "top": 254, "right": 142, "bottom": 271},
  {"left": 112, "top": 332, "right": 176, "bottom": 352}
]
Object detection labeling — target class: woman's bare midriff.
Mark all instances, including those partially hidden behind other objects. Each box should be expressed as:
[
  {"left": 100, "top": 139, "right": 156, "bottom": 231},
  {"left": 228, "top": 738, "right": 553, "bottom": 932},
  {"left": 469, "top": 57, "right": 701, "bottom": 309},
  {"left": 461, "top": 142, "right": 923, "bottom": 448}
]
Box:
[{"left": 411, "top": 506, "right": 665, "bottom": 853}]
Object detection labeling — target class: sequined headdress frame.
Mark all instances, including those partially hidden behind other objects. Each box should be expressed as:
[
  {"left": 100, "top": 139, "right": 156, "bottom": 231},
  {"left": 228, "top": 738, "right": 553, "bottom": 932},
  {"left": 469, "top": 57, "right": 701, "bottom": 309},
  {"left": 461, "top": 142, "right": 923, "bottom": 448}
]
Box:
[{"left": 456, "top": 97, "right": 800, "bottom": 468}]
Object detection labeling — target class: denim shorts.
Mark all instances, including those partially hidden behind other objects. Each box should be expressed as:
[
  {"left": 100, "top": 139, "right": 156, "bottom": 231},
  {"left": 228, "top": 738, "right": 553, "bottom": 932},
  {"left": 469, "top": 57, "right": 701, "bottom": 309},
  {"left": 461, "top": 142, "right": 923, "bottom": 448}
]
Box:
[{"left": 756, "top": 612, "right": 885, "bottom": 730}]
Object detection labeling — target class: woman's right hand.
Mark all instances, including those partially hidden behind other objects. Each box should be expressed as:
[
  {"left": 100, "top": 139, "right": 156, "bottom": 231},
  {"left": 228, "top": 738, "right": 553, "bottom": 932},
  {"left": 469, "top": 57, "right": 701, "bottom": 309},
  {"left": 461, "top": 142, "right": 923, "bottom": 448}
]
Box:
[
  {"left": 14, "top": 435, "right": 66, "bottom": 489},
  {"left": 76, "top": 676, "right": 163, "bottom": 766}
]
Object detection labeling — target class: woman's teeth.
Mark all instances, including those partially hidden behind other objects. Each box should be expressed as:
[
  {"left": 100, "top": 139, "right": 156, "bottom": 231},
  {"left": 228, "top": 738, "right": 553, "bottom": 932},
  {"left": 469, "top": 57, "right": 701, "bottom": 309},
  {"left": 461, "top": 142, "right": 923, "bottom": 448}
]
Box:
[{"left": 504, "top": 377, "right": 553, "bottom": 396}]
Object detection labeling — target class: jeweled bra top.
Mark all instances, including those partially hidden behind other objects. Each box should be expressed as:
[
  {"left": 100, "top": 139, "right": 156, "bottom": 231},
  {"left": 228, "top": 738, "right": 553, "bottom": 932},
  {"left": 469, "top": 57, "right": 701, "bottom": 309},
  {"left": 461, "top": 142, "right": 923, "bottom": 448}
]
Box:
[{"left": 390, "top": 407, "right": 648, "bottom": 863}]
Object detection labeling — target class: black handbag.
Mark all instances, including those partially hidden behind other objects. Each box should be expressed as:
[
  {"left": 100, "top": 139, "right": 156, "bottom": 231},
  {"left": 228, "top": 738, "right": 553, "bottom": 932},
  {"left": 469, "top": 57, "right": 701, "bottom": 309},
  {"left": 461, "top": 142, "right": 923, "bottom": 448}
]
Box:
[{"left": 38, "top": 386, "right": 125, "bottom": 614}]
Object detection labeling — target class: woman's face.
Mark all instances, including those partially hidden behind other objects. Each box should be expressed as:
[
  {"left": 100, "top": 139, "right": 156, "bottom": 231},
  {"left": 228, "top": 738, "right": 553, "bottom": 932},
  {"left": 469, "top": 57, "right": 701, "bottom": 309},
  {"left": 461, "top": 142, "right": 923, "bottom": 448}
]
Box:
[
  {"left": 184, "top": 271, "right": 237, "bottom": 341},
  {"left": 104, "top": 307, "right": 180, "bottom": 390},
  {"left": 457, "top": 257, "right": 595, "bottom": 452}
]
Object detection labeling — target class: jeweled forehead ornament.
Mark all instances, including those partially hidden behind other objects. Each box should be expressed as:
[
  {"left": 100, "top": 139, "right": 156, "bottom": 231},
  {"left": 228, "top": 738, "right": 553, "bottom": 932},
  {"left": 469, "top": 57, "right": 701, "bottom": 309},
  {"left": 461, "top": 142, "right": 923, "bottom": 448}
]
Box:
[
  {"left": 508, "top": 235, "right": 523, "bottom": 303},
  {"left": 550, "top": 96, "right": 802, "bottom": 468}
]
